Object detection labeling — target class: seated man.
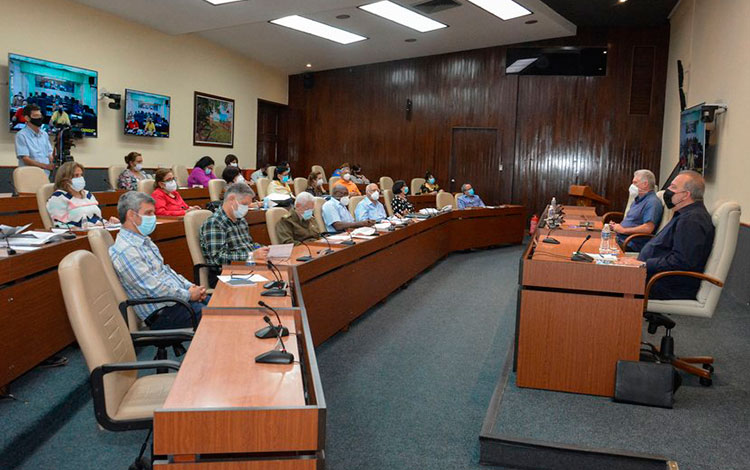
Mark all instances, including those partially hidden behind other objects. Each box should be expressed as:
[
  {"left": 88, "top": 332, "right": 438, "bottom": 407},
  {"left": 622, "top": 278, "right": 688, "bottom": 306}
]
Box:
[
  {"left": 611, "top": 169, "right": 664, "bottom": 251},
  {"left": 322, "top": 184, "right": 374, "bottom": 233},
  {"left": 638, "top": 171, "right": 714, "bottom": 300},
  {"left": 333, "top": 167, "right": 361, "bottom": 196},
  {"left": 110, "top": 191, "right": 208, "bottom": 330},
  {"left": 456, "top": 183, "right": 485, "bottom": 209},
  {"left": 276, "top": 192, "right": 320, "bottom": 245},
  {"left": 200, "top": 183, "right": 269, "bottom": 285},
  {"left": 355, "top": 183, "right": 387, "bottom": 222}
]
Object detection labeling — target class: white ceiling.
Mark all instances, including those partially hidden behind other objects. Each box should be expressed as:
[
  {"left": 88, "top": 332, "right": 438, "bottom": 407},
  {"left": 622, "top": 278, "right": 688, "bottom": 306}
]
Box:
[{"left": 72, "top": 0, "right": 576, "bottom": 74}]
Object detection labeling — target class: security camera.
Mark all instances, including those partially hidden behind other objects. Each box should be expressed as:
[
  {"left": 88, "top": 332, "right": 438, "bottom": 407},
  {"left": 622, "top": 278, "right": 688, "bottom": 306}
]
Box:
[{"left": 700, "top": 103, "right": 727, "bottom": 123}]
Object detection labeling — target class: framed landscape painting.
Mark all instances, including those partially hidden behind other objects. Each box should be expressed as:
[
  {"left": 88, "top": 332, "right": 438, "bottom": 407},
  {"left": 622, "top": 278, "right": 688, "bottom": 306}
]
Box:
[{"left": 193, "top": 91, "right": 234, "bottom": 147}]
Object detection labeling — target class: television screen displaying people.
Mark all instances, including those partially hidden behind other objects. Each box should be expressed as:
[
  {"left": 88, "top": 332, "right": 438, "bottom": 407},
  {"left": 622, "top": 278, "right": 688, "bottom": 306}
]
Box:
[
  {"left": 124, "top": 89, "right": 170, "bottom": 138},
  {"left": 679, "top": 104, "right": 706, "bottom": 174},
  {"left": 8, "top": 53, "right": 98, "bottom": 137}
]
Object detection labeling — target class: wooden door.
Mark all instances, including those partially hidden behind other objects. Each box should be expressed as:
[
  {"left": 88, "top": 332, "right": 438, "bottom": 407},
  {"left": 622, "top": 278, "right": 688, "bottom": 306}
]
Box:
[
  {"left": 449, "top": 127, "right": 508, "bottom": 205},
  {"left": 256, "top": 100, "right": 288, "bottom": 168}
]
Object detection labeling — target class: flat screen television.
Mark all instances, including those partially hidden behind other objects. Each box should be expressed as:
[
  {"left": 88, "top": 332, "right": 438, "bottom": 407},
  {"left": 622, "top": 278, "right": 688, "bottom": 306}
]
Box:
[
  {"left": 679, "top": 103, "right": 707, "bottom": 174},
  {"left": 124, "top": 89, "right": 170, "bottom": 138},
  {"left": 8, "top": 53, "right": 98, "bottom": 136}
]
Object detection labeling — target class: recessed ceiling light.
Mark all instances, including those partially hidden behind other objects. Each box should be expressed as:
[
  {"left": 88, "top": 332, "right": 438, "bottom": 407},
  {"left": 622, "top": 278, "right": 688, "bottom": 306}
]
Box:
[
  {"left": 506, "top": 58, "right": 537, "bottom": 74},
  {"left": 306, "top": 63, "right": 313, "bottom": 68},
  {"left": 359, "top": 1, "right": 448, "bottom": 33},
  {"left": 203, "top": 0, "right": 246, "bottom": 5},
  {"left": 618, "top": 0, "right": 628, "bottom": 3},
  {"left": 603, "top": 50, "right": 607, "bottom": 54},
  {"left": 336, "top": 14, "right": 351, "bottom": 19},
  {"left": 468, "top": 0, "right": 532, "bottom": 20},
  {"left": 270, "top": 15, "right": 368, "bottom": 44}
]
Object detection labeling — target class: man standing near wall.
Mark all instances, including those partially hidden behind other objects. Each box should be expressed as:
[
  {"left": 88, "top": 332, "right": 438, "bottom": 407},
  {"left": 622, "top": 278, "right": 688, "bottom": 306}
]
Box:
[{"left": 15, "top": 104, "right": 54, "bottom": 178}]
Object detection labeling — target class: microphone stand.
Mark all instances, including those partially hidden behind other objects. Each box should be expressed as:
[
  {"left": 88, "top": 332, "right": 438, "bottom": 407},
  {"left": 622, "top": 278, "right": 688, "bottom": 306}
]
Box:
[
  {"left": 254, "top": 316, "right": 294, "bottom": 364},
  {"left": 53, "top": 219, "right": 78, "bottom": 240},
  {"left": 318, "top": 232, "right": 334, "bottom": 255},
  {"left": 296, "top": 240, "right": 314, "bottom": 262},
  {"left": 0, "top": 228, "right": 17, "bottom": 255},
  {"left": 261, "top": 260, "right": 287, "bottom": 297},
  {"left": 340, "top": 229, "right": 356, "bottom": 246},
  {"left": 255, "top": 300, "right": 290, "bottom": 338},
  {"left": 571, "top": 234, "right": 594, "bottom": 262},
  {"left": 542, "top": 227, "right": 560, "bottom": 244}
]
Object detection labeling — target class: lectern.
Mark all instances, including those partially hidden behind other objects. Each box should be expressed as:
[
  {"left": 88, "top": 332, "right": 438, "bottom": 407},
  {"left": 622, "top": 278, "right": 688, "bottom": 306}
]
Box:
[{"left": 568, "top": 185, "right": 610, "bottom": 206}]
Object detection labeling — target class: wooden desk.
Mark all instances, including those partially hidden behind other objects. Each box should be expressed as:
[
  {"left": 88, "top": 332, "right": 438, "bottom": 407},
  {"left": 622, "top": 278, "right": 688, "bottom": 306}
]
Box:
[
  {"left": 209, "top": 265, "right": 293, "bottom": 309},
  {"left": 516, "top": 227, "right": 646, "bottom": 397}
]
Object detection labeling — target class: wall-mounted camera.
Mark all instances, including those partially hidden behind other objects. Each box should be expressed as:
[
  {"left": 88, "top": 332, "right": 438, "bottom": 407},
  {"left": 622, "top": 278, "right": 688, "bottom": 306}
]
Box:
[
  {"left": 700, "top": 103, "right": 727, "bottom": 123},
  {"left": 99, "top": 90, "right": 122, "bottom": 110}
]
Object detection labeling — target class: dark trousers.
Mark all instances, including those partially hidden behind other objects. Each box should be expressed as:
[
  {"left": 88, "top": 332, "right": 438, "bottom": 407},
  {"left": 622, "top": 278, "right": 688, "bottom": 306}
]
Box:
[{"left": 147, "top": 298, "right": 209, "bottom": 330}]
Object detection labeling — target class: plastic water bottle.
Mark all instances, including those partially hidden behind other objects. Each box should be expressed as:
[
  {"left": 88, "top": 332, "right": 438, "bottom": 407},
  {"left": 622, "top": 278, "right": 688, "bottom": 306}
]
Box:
[
  {"left": 600, "top": 225, "right": 612, "bottom": 256},
  {"left": 246, "top": 250, "right": 255, "bottom": 266}
]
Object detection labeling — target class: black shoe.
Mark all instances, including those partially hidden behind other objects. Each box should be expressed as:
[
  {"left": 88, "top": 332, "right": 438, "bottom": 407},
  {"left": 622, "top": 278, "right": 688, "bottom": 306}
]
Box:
[{"left": 39, "top": 355, "right": 68, "bottom": 368}]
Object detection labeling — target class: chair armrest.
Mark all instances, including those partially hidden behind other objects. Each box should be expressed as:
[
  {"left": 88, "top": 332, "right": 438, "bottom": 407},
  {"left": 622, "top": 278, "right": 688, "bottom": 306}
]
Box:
[
  {"left": 644, "top": 271, "right": 724, "bottom": 308},
  {"left": 90, "top": 360, "right": 181, "bottom": 432},
  {"left": 131, "top": 330, "right": 194, "bottom": 349},
  {"left": 602, "top": 211, "right": 624, "bottom": 225},
  {"left": 119, "top": 297, "right": 197, "bottom": 330},
  {"left": 193, "top": 263, "right": 221, "bottom": 286},
  {"left": 619, "top": 233, "right": 654, "bottom": 251}
]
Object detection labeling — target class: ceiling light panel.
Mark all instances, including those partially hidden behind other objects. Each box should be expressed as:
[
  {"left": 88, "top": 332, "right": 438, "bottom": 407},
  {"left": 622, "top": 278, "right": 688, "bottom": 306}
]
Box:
[
  {"left": 359, "top": 1, "right": 448, "bottom": 33},
  {"left": 204, "top": 0, "right": 246, "bottom": 5},
  {"left": 270, "top": 15, "right": 367, "bottom": 45},
  {"left": 468, "top": 0, "right": 532, "bottom": 20}
]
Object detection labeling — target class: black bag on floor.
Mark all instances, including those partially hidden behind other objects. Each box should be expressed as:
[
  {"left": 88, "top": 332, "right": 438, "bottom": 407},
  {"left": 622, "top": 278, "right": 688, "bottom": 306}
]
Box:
[{"left": 613, "top": 360, "right": 681, "bottom": 408}]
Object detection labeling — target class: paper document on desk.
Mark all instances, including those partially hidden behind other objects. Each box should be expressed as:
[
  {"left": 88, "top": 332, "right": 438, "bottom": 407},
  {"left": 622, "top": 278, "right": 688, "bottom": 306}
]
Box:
[
  {"left": 0, "top": 223, "right": 32, "bottom": 238},
  {"left": 325, "top": 234, "right": 353, "bottom": 243},
  {"left": 267, "top": 243, "right": 294, "bottom": 259},
  {"left": 217, "top": 274, "right": 270, "bottom": 285},
  {"left": 7, "top": 230, "right": 66, "bottom": 246}
]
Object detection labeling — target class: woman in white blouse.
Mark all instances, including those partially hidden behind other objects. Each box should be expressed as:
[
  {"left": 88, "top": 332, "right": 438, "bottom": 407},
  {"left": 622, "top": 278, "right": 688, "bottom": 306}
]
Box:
[{"left": 46, "top": 161, "right": 120, "bottom": 229}]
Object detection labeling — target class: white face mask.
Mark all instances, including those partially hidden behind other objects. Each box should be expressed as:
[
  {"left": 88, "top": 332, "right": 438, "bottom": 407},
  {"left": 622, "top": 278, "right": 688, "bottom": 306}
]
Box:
[
  {"left": 165, "top": 180, "right": 178, "bottom": 192},
  {"left": 234, "top": 203, "right": 249, "bottom": 218},
  {"left": 316, "top": 178, "right": 324, "bottom": 187},
  {"left": 629, "top": 184, "right": 640, "bottom": 198},
  {"left": 230, "top": 162, "right": 238, "bottom": 167},
  {"left": 235, "top": 175, "right": 245, "bottom": 184},
  {"left": 70, "top": 176, "right": 86, "bottom": 192},
  {"left": 343, "top": 173, "right": 351, "bottom": 181},
  {"left": 134, "top": 163, "right": 143, "bottom": 171},
  {"left": 370, "top": 190, "right": 380, "bottom": 200},
  {"left": 340, "top": 196, "right": 350, "bottom": 206}
]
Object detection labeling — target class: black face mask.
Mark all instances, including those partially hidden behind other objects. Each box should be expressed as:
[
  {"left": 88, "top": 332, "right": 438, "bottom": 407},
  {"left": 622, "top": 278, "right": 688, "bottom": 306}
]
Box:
[
  {"left": 663, "top": 188, "right": 684, "bottom": 209},
  {"left": 28, "top": 117, "right": 45, "bottom": 127}
]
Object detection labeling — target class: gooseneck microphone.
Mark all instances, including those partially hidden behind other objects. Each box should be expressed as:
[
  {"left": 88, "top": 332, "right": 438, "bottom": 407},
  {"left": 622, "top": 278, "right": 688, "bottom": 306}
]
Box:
[
  {"left": 571, "top": 234, "right": 594, "bottom": 262},
  {"left": 542, "top": 227, "right": 560, "bottom": 244},
  {"left": 53, "top": 219, "right": 78, "bottom": 239},
  {"left": 261, "top": 259, "right": 287, "bottom": 297},
  {"left": 262, "top": 259, "right": 284, "bottom": 289},
  {"left": 0, "top": 228, "right": 17, "bottom": 255},
  {"left": 296, "top": 240, "right": 314, "bottom": 262},
  {"left": 255, "top": 300, "right": 290, "bottom": 338},
  {"left": 254, "top": 315, "right": 294, "bottom": 364},
  {"left": 340, "top": 229, "right": 356, "bottom": 246},
  {"left": 318, "top": 232, "right": 334, "bottom": 255}
]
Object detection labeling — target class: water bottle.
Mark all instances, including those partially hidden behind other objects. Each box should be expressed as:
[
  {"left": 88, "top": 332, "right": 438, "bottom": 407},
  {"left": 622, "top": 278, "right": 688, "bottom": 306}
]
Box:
[
  {"left": 600, "top": 225, "right": 611, "bottom": 256},
  {"left": 246, "top": 249, "right": 255, "bottom": 266}
]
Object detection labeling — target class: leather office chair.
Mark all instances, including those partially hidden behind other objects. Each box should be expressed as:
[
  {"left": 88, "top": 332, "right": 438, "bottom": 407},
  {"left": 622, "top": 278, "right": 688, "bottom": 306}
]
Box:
[
  {"left": 208, "top": 179, "right": 226, "bottom": 202},
  {"left": 183, "top": 210, "right": 217, "bottom": 289},
  {"left": 266, "top": 207, "right": 289, "bottom": 245},
  {"left": 137, "top": 179, "right": 156, "bottom": 195},
  {"left": 383, "top": 189, "right": 394, "bottom": 217},
  {"left": 348, "top": 195, "right": 365, "bottom": 218},
  {"left": 329, "top": 176, "right": 340, "bottom": 190},
  {"left": 411, "top": 178, "right": 425, "bottom": 195},
  {"left": 311, "top": 165, "right": 326, "bottom": 181},
  {"left": 36, "top": 183, "right": 55, "bottom": 230},
  {"left": 379, "top": 176, "right": 394, "bottom": 192},
  {"left": 313, "top": 197, "right": 327, "bottom": 233},
  {"left": 620, "top": 190, "right": 673, "bottom": 251},
  {"left": 640, "top": 201, "right": 741, "bottom": 386},
  {"left": 172, "top": 165, "right": 189, "bottom": 187},
  {"left": 108, "top": 165, "right": 126, "bottom": 191},
  {"left": 59, "top": 249, "right": 188, "bottom": 470},
  {"left": 293, "top": 177, "right": 307, "bottom": 196},
  {"left": 267, "top": 165, "right": 276, "bottom": 182},
  {"left": 256, "top": 177, "right": 270, "bottom": 200},
  {"left": 437, "top": 191, "right": 455, "bottom": 210},
  {"left": 12, "top": 166, "right": 49, "bottom": 194},
  {"left": 454, "top": 193, "right": 461, "bottom": 209}
]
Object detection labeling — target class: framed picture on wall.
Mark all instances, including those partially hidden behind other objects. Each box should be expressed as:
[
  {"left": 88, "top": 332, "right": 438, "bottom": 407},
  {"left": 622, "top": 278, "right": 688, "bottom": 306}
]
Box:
[{"left": 193, "top": 91, "right": 234, "bottom": 147}]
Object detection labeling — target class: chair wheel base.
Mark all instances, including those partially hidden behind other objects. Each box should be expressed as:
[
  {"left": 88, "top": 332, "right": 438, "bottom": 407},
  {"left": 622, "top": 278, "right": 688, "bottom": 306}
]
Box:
[{"left": 699, "top": 377, "right": 713, "bottom": 387}]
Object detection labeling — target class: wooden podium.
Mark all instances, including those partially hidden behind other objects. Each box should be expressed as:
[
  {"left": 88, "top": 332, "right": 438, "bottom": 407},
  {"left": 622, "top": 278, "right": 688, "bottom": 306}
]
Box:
[{"left": 568, "top": 185, "right": 610, "bottom": 206}]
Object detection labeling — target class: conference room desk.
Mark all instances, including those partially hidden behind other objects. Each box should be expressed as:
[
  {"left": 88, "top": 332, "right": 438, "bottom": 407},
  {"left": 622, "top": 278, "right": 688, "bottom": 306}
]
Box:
[
  {"left": 558, "top": 204, "right": 603, "bottom": 230},
  {"left": 515, "top": 227, "right": 646, "bottom": 397},
  {"left": 408, "top": 194, "right": 438, "bottom": 211}
]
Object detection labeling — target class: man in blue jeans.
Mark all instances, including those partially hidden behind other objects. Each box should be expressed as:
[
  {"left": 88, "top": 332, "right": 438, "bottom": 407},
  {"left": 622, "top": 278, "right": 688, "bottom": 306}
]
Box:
[{"left": 110, "top": 191, "right": 208, "bottom": 329}]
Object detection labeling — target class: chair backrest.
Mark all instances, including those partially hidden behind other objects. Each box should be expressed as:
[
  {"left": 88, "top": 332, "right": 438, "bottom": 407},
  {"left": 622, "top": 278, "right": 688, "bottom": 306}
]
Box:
[
  {"left": 13, "top": 166, "right": 49, "bottom": 194},
  {"left": 59, "top": 250, "right": 137, "bottom": 418},
  {"left": 208, "top": 179, "right": 226, "bottom": 202},
  {"left": 138, "top": 179, "right": 156, "bottom": 195},
  {"left": 383, "top": 189, "right": 394, "bottom": 217},
  {"left": 183, "top": 209, "right": 213, "bottom": 288},
  {"left": 267, "top": 165, "right": 277, "bottom": 181},
  {"left": 313, "top": 197, "right": 327, "bottom": 233},
  {"left": 213, "top": 165, "right": 225, "bottom": 181},
  {"left": 348, "top": 195, "right": 365, "bottom": 217},
  {"left": 87, "top": 228, "right": 141, "bottom": 331},
  {"left": 293, "top": 177, "right": 307, "bottom": 196},
  {"left": 36, "top": 183, "right": 55, "bottom": 230},
  {"left": 411, "top": 178, "right": 425, "bottom": 195},
  {"left": 654, "top": 190, "right": 673, "bottom": 232},
  {"left": 437, "top": 191, "right": 455, "bottom": 210},
  {"left": 622, "top": 192, "right": 636, "bottom": 219},
  {"left": 266, "top": 207, "right": 289, "bottom": 245},
  {"left": 379, "top": 176, "right": 394, "bottom": 191},
  {"left": 311, "top": 165, "right": 326, "bottom": 182},
  {"left": 454, "top": 193, "right": 461, "bottom": 208},
  {"left": 108, "top": 165, "right": 126, "bottom": 191},
  {"left": 172, "top": 165, "right": 189, "bottom": 187},
  {"left": 329, "top": 176, "right": 340, "bottom": 190},
  {"left": 696, "top": 201, "right": 741, "bottom": 310},
  {"left": 256, "top": 177, "right": 270, "bottom": 199}
]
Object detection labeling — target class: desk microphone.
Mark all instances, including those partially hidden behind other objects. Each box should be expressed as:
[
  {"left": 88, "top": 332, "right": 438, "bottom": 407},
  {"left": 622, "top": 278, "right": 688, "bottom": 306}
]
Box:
[
  {"left": 0, "top": 228, "right": 17, "bottom": 255},
  {"left": 296, "top": 240, "right": 314, "bottom": 262},
  {"left": 340, "top": 229, "right": 356, "bottom": 246},
  {"left": 255, "top": 300, "right": 289, "bottom": 338},
  {"left": 102, "top": 177, "right": 115, "bottom": 192},
  {"left": 318, "top": 232, "right": 334, "bottom": 255},
  {"left": 261, "top": 260, "right": 287, "bottom": 296},
  {"left": 53, "top": 219, "right": 78, "bottom": 239},
  {"left": 571, "top": 234, "right": 594, "bottom": 262},
  {"left": 254, "top": 315, "right": 294, "bottom": 364},
  {"left": 542, "top": 227, "right": 560, "bottom": 244}
]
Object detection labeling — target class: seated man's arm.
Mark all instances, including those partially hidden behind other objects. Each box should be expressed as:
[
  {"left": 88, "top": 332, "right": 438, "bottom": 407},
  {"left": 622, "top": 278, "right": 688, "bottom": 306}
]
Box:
[
  {"left": 332, "top": 220, "right": 372, "bottom": 231},
  {"left": 457, "top": 197, "right": 466, "bottom": 209},
  {"left": 644, "top": 218, "right": 711, "bottom": 276},
  {"left": 615, "top": 221, "right": 655, "bottom": 235}
]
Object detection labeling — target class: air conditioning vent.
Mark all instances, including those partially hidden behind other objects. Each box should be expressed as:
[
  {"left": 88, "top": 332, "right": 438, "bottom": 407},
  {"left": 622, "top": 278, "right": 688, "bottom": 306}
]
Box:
[{"left": 412, "top": 0, "right": 462, "bottom": 15}]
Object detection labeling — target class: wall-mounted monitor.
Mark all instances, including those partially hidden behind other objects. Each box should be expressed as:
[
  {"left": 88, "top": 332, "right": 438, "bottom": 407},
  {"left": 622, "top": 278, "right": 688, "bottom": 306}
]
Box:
[
  {"left": 505, "top": 47, "right": 608, "bottom": 76},
  {"left": 8, "top": 53, "right": 98, "bottom": 136},
  {"left": 679, "top": 103, "right": 707, "bottom": 174},
  {"left": 124, "top": 89, "right": 170, "bottom": 138}
]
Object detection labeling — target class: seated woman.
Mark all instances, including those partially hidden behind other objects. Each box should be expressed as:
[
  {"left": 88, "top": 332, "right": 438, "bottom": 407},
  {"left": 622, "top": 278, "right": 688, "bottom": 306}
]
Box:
[
  {"left": 152, "top": 168, "right": 201, "bottom": 216},
  {"left": 47, "top": 161, "right": 119, "bottom": 229},
  {"left": 331, "top": 162, "right": 349, "bottom": 178},
  {"left": 419, "top": 171, "right": 440, "bottom": 194},
  {"left": 390, "top": 180, "right": 415, "bottom": 217},
  {"left": 250, "top": 163, "right": 269, "bottom": 183},
  {"left": 268, "top": 165, "right": 294, "bottom": 196},
  {"left": 305, "top": 171, "right": 328, "bottom": 197},
  {"left": 117, "top": 151, "right": 151, "bottom": 191},
  {"left": 222, "top": 166, "right": 245, "bottom": 185},
  {"left": 225, "top": 153, "right": 239, "bottom": 168},
  {"left": 350, "top": 164, "right": 370, "bottom": 184},
  {"left": 187, "top": 156, "right": 217, "bottom": 187}
]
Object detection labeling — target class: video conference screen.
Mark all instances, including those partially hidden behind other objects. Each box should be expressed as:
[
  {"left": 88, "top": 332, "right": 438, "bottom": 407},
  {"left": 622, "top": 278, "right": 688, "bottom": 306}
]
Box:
[
  {"left": 124, "top": 89, "right": 170, "bottom": 138},
  {"left": 679, "top": 104, "right": 706, "bottom": 174},
  {"left": 8, "top": 53, "right": 98, "bottom": 136}
]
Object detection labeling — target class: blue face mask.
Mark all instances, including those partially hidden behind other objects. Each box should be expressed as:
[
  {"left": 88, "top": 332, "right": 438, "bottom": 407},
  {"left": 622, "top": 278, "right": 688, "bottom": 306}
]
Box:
[
  {"left": 281, "top": 175, "right": 290, "bottom": 183},
  {"left": 403, "top": 187, "right": 409, "bottom": 195},
  {"left": 467, "top": 188, "right": 475, "bottom": 196},
  {"left": 428, "top": 177, "right": 435, "bottom": 184},
  {"left": 302, "top": 209, "right": 314, "bottom": 220},
  {"left": 205, "top": 168, "right": 212, "bottom": 175},
  {"left": 137, "top": 214, "right": 157, "bottom": 236}
]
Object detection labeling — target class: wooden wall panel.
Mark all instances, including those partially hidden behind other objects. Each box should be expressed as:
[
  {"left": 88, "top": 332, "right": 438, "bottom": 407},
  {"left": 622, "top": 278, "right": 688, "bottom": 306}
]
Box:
[{"left": 287, "top": 27, "right": 669, "bottom": 217}]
